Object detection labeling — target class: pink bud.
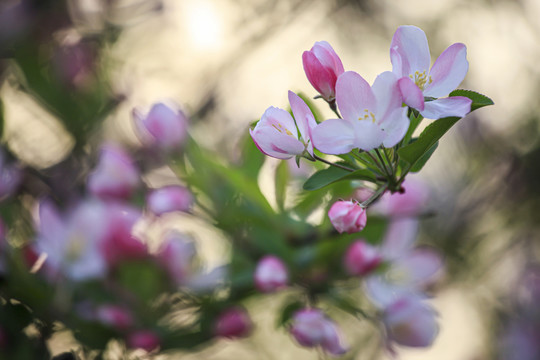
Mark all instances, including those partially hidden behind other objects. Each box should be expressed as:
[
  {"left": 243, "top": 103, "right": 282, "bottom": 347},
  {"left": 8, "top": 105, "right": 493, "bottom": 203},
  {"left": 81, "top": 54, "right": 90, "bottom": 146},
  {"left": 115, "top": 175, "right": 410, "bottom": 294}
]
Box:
[
  {"left": 126, "top": 330, "right": 160, "bottom": 352},
  {"left": 96, "top": 304, "right": 134, "bottom": 329},
  {"left": 213, "top": 307, "right": 252, "bottom": 339},
  {"left": 344, "top": 240, "right": 382, "bottom": 276},
  {"left": 290, "top": 309, "right": 348, "bottom": 356},
  {"left": 383, "top": 296, "right": 438, "bottom": 348},
  {"left": 88, "top": 144, "right": 139, "bottom": 199},
  {"left": 328, "top": 200, "right": 367, "bottom": 234},
  {"left": 146, "top": 185, "right": 193, "bottom": 216},
  {"left": 133, "top": 102, "right": 188, "bottom": 151},
  {"left": 254, "top": 255, "right": 288, "bottom": 293},
  {"left": 302, "top": 41, "right": 344, "bottom": 101}
]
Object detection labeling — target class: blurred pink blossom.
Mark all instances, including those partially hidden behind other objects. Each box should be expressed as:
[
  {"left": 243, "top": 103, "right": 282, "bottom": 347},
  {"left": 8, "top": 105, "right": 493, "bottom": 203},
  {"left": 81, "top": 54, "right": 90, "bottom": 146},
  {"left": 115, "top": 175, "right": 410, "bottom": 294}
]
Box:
[
  {"left": 96, "top": 304, "right": 134, "bottom": 330},
  {"left": 146, "top": 185, "right": 193, "bottom": 216},
  {"left": 254, "top": 255, "right": 288, "bottom": 293},
  {"left": 373, "top": 178, "right": 429, "bottom": 217},
  {"left": 88, "top": 144, "right": 139, "bottom": 200},
  {"left": 290, "top": 308, "right": 348, "bottom": 356},
  {"left": 157, "top": 232, "right": 195, "bottom": 286},
  {"left": 213, "top": 307, "right": 252, "bottom": 339},
  {"left": 302, "top": 41, "right": 344, "bottom": 102},
  {"left": 343, "top": 240, "right": 382, "bottom": 276},
  {"left": 126, "top": 330, "right": 160, "bottom": 352},
  {"left": 328, "top": 200, "right": 367, "bottom": 234}
]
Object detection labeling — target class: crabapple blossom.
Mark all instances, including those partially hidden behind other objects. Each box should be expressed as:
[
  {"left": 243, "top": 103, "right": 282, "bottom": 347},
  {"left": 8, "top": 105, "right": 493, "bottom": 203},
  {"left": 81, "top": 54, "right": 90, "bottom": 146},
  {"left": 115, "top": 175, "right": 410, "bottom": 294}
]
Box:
[
  {"left": 302, "top": 41, "right": 345, "bottom": 101},
  {"left": 328, "top": 200, "right": 367, "bottom": 234},
  {"left": 96, "top": 304, "right": 134, "bottom": 329},
  {"left": 157, "top": 232, "right": 195, "bottom": 285},
  {"left": 390, "top": 25, "right": 472, "bottom": 119},
  {"left": 146, "top": 185, "right": 193, "bottom": 216},
  {"left": 133, "top": 102, "right": 188, "bottom": 151},
  {"left": 213, "top": 307, "right": 253, "bottom": 339},
  {"left": 290, "top": 309, "right": 348, "bottom": 356},
  {"left": 254, "top": 255, "right": 288, "bottom": 293},
  {"left": 250, "top": 91, "right": 316, "bottom": 159},
  {"left": 343, "top": 240, "right": 382, "bottom": 276},
  {"left": 311, "top": 71, "right": 408, "bottom": 153},
  {"left": 88, "top": 144, "right": 139, "bottom": 199},
  {"left": 373, "top": 178, "right": 429, "bottom": 217},
  {"left": 126, "top": 330, "right": 160, "bottom": 352}
]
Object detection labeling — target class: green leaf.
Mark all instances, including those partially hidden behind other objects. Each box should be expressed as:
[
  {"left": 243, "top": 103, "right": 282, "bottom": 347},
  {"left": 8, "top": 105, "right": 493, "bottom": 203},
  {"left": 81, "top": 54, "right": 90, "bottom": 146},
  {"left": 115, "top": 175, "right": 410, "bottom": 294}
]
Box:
[
  {"left": 275, "top": 160, "right": 289, "bottom": 211},
  {"left": 410, "top": 141, "right": 438, "bottom": 172},
  {"left": 303, "top": 166, "right": 377, "bottom": 191},
  {"left": 277, "top": 299, "right": 304, "bottom": 328},
  {"left": 115, "top": 261, "right": 168, "bottom": 303},
  {"left": 398, "top": 116, "right": 460, "bottom": 168},
  {"left": 449, "top": 89, "right": 494, "bottom": 111}
]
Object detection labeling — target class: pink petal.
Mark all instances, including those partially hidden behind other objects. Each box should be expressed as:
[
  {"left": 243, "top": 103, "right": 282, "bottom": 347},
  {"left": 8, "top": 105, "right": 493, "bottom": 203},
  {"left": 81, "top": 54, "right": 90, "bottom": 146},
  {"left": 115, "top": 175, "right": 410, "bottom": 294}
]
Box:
[
  {"left": 302, "top": 51, "right": 336, "bottom": 100},
  {"left": 38, "top": 200, "right": 64, "bottom": 241},
  {"left": 395, "top": 248, "right": 443, "bottom": 287},
  {"left": 365, "top": 276, "right": 405, "bottom": 309},
  {"left": 390, "top": 48, "right": 403, "bottom": 78},
  {"left": 398, "top": 76, "right": 425, "bottom": 111},
  {"left": 424, "top": 43, "right": 468, "bottom": 98},
  {"left": 390, "top": 26, "right": 431, "bottom": 77},
  {"left": 312, "top": 41, "right": 345, "bottom": 74},
  {"left": 336, "top": 71, "right": 376, "bottom": 122},
  {"left": 288, "top": 91, "right": 317, "bottom": 153},
  {"left": 380, "top": 107, "right": 409, "bottom": 148},
  {"left": 420, "top": 96, "right": 472, "bottom": 119},
  {"left": 372, "top": 71, "right": 404, "bottom": 119},
  {"left": 380, "top": 219, "right": 419, "bottom": 260},
  {"left": 353, "top": 120, "right": 385, "bottom": 151},
  {"left": 249, "top": 128, "right": 304, "bottom": 160},
  {"left": 262, "top": 106, "right": 298, "bottom": 136},
  {"left": 311, "top": 119, "right": 356, "bottom": 154}
]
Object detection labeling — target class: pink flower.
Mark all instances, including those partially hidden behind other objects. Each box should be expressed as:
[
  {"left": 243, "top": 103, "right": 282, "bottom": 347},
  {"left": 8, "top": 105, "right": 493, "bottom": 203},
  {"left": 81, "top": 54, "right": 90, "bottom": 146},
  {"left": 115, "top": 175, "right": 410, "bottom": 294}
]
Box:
[
  {"left": 391, "top": 25, "right": 472, "bottom": 119},
  {"left": 157, "top": 232, "right": 195, "bottom": 285},
  {"left": 328, "top": 200, "right": 367, "bottom": 234},
  {"left": 383, "top": 296, "right": 438, "bottom": 348},
  {"left": 254, "top": 255, "right": 288, "bottom": 293},
  {"left": 133, "top": 102, "right": 188, "bottom": 151},
  {"left": 146, "top": 185, "right": 193, "bottom": 216},
  {"left": 311, "top": 71, "right": 408, "bottom": 153},
  {"left": 373, "top": 178, "right": 429, "bottom": 217},
  {"left": 213, "top": 307, "right": 253, "bottom": 339},
  {"left": 126, "top": 330, "right": 160, "bottom": 352},
  {"left": 250, "top": 91, "right": 317, "bottom": 160},
  {"left": 0, "top": 149, "right": 21, "bottom": 201},
  {"left": 290, "top": 309, "right": 348, "bottom": 356},
  {"left": 88, "top": 144, "right": 139, "bottom": 199},
  {"left": 302, "top": 41, "right": 345, "bottom": 101},
  {"left": 343, "top": 240, "right": 382, "bottom": 276},
  {"left": 96, "top": 304, "right": 134, "bottom": 329}
]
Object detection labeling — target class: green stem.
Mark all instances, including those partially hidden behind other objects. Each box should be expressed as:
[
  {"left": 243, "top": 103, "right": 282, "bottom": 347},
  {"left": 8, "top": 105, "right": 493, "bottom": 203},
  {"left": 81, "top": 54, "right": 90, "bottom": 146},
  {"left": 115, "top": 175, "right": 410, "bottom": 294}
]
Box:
[
  {"left": 360, "top": 184, "right": 388, "bottom": 208},
  {"left": 328, "top": 100, "right": 342, "bottom": 119},
  {"left": 313, "top": 154, "right": 355, "bottom": 172},
  {"left": 375, "top": 149, "right": 392, "bottom": 178}
]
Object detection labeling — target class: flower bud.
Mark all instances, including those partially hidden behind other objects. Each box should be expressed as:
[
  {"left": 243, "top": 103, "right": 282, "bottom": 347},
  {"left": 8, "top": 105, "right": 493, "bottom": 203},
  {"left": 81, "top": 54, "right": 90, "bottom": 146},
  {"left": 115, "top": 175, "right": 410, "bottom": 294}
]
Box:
[
  {"left": 88, "top": 144, "right": 139, "bottom": 199},
  {"left": 302, "top": 41, "right": 344, "bottom": 101},
  {"left": 133, "top": 102, "right": 188, "bottom": 151},
  {"left": 146, "top": 185, "right": 193, "bottom": 216},
  {"left": 254, "top": 255, "right": 288, "bottom": 293},
  {"left": 328, "top": 200, "right": 367, "bottom": 234},
  {"left": 290, "top": 309, "right": 348, "bottom": 356},
  {"left": 383, "top": 296, "right": 438, "bottom": 348},
  {"left": 213, "top": 307, "right": 252, "bottom": 339},
  {"left": 344, "top": 240, "right": 381, "bottom": 276},
  {"left": 126, "top": 330, "right": 160, "bottom": 352},
  {"left": 96, "top": 304, "right": 134, "bottom": 329}
]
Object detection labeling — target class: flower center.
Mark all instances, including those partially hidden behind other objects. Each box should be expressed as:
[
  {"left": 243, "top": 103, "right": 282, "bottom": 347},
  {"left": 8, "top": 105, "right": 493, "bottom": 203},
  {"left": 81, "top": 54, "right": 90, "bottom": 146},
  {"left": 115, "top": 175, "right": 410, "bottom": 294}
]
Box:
[
  {"left": 359, "top": 109, "right": 376, "bottom": 123},
  {"left": 271, "top": 123, "right": 293, "bottom": 136},
  {"left": 409, "top": 70, "right": 433, "bottom": 90}
]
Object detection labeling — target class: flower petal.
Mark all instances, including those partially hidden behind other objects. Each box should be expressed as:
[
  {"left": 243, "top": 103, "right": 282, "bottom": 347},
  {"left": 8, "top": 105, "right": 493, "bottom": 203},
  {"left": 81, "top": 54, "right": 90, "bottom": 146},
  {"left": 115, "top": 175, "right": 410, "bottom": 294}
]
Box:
[
  {"left": 420, "top": 96, "right": 472, "bottom": 119},
  {"left": 424, "top": 43, "right": 468, "bottom": 98},
  {"left": 311, "top": 119, "right": 356, "bottom": 155},
  {"left": 249, "top": 127, "right": 304, "bottom": 160},
  {"left": 372, "top": 71, "right": 404, "bottom": 119},
  {"left": 390, "top": 25, "right": 431, "bottom": 76},
  {"left": 354, "top": 120, "right": 386, "bottom": 151},
  {"left": 380, "top": 219, "right": 419, "bottom": 260},
  {"left": 311, "top": 41, "right": 344, "bottom": 74},
  {"left": 394, "top": 248, "right": 443, "bottom": 287},
  {"left": 288, "top": 91, "right": 317, "bottom": 144},
  {"left": 302, "top": 51, "right": 336, "bottom": 100},
  {"left": 398, "top": 76, "right": 425, "bottom": 111},
  {"left": 336, "top": 71, "right": 376, "bottom": 121},
  {"left": 380, "top": 107, "right": 409, "bottom": 147}
]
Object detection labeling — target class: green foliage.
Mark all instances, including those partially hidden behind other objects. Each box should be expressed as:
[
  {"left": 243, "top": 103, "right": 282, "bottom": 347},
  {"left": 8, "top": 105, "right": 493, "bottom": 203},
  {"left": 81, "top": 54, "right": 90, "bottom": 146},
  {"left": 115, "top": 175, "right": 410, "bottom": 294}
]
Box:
[
  {"left": 449, "top": 89, "right": 494, "bottom": 111},
  {"left": 303, "top": 166, "right": 376, "bottom": 191},
  {"left": 410, "top": 141, "right": 439, "bottom": 173}
]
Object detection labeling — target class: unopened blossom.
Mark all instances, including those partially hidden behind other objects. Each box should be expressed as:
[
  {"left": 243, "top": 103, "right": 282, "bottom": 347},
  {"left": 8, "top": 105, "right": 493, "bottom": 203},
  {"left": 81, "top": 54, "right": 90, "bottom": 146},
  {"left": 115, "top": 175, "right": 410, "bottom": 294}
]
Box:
[
  {"left": 302, "top": 41, "right": 345, "bottom": 101},
  {"left": 254, "top": 255, "right": 288, "bottom": 293},
  {"left": 0, "top": 149, "right": 21, "bottom": 201},
  {"left": 373, "top": 178, "right": 429, "bottom": 217},
  {"left": 290, "top": 309, "right": 348, "bottom": 356},
  {"left": 126, "top": 330, "right": 160, "bottom": 352},
  {"left": 250, "top": 91, "right": 317, "bottom": 159},
  {"left": 328, "top": 200, "right": 367, "bottom": 234},
  {"left": 343, "top": 240, "right": 382, "bottom": 276},
  {"left": 96, "top": 304, "right": 134, "bottom": 329},
  {"left": 391, "top": 25, "right": 472, "bottom": 119},
  {"left": 312, "top": 71, "right": 408, "bottom": 153},
  {"left": 133, "top": 102, "right": 188, "bottom": 151},
  {"left": 157, "top": 232, "right": 195, "bottom": 285},
  {"left": 383, "top": 296, "right": 438, "bottom": 348},
  {"left": 146, "top": 185, "right": 193, "bottom": 216},
  {"left": 213, "top": 307, "right": 253, "bottom": 339},
  {"left": 88, "top": 144, "right": 139, "bottom": 199}
]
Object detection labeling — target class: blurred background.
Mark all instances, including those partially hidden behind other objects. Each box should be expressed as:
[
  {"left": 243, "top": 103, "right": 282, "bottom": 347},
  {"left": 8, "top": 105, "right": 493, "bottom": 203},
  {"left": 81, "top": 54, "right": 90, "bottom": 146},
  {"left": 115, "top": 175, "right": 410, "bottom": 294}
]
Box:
[{"left": 1, "top": 0, "right": 539, "bottom": 359}]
